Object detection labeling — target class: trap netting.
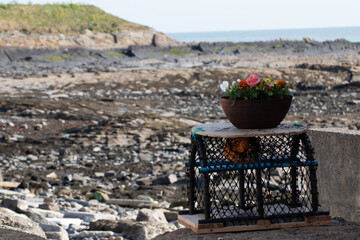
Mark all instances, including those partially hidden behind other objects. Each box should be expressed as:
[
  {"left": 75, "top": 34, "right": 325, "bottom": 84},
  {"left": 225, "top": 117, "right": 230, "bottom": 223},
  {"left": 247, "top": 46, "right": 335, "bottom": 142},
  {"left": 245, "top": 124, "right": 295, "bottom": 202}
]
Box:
[{"left": 187, "top": 133, "right": 319, "bottom": 225}]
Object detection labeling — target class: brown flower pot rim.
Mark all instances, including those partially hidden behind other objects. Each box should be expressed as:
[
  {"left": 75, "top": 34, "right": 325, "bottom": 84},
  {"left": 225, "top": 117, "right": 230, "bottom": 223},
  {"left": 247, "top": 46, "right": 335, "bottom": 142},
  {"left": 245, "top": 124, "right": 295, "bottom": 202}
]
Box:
[{"left": 220, "top": 95, "right": 293, "bottom": 101}]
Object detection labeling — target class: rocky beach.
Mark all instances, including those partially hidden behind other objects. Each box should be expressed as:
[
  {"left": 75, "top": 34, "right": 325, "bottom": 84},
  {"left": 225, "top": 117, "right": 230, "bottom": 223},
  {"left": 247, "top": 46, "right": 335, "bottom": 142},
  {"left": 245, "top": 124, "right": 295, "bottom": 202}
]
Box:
[{"left": 0, "top": 38, "right": 360, "bottom": 239}]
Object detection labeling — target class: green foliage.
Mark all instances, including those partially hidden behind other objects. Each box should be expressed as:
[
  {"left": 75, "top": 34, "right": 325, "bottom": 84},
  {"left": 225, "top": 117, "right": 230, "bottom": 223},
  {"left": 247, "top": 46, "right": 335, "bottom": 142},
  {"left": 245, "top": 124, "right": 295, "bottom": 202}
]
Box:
[
  {"left": 62, "top": 54, "right": 77, "bottom": 59},
  {"left": 169, "top": 48, "right": 194, "bottom": 56},
  {"left": 271, "top": 83, "right": 289, "bottom": 99},
  {"left": 43, "top": 55, "right": 64, "bottom": 62},
  {"left": 223, "top": 80, "right": 289, "bottom": 101},
  {"left": 20, "top": 28, "right": 28, "bottom": 34},
  {"left": 0, "top": 3, "right": 148, "bottom": 34},
  {"left": 105, "top": 51, "right": 126, "bottom": 58}
]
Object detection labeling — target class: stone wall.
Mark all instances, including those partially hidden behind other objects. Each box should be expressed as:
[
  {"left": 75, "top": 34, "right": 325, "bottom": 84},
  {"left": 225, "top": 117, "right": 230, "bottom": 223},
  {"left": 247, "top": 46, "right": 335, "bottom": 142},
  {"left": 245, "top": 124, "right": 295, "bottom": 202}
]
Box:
[{"left": 309, "top": 128, "right": 360, "bottom": 222}]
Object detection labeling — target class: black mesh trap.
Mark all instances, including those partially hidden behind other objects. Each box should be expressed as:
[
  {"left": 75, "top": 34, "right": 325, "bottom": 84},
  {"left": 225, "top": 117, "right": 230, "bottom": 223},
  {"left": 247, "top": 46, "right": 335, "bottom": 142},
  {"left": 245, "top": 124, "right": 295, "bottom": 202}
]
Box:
[{"left": 186, "top": 133, "right": 322, "bottom": 225}]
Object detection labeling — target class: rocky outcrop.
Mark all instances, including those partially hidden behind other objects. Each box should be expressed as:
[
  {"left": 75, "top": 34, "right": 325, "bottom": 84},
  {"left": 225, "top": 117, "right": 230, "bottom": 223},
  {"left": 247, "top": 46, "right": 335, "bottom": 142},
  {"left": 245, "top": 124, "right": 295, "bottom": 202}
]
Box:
[
  {"left": 0, "top": 207, "right": 47, "bottom": 240},
  {"left": 0, "top": 38, "right": 359, "bottom": 239},
  {"left": 0, "top": 28, "right": 180, "bottom": 49}
]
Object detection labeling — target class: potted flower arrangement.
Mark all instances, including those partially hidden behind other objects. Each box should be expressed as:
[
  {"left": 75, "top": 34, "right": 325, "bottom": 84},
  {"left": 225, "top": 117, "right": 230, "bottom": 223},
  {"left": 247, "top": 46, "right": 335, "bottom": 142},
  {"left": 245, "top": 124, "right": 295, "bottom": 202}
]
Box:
[{"left": 220, "top": 72, "right": 292, "bottom": 129}]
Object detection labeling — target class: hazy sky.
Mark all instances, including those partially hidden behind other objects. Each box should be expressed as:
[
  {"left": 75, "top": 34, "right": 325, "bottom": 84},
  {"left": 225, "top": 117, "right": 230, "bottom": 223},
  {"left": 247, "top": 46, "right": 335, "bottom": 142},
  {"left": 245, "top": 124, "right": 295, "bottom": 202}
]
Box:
[{"left": 3, "top": 0, "right": 360, "bottom": 33}]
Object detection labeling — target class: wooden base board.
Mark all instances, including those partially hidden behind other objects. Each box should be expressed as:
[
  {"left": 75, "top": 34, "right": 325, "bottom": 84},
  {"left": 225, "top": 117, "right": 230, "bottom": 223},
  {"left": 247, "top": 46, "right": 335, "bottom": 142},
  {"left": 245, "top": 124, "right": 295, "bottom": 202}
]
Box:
[{"left": 178, "top": 214, "right": 331, "bottom": 234}]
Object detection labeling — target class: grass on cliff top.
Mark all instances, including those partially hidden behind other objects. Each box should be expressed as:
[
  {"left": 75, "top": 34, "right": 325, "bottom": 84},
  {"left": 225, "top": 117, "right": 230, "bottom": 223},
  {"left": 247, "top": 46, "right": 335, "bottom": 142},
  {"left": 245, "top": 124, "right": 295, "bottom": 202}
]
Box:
[{"left": 0, "top": 3, "right": 148, "bottom": 34}]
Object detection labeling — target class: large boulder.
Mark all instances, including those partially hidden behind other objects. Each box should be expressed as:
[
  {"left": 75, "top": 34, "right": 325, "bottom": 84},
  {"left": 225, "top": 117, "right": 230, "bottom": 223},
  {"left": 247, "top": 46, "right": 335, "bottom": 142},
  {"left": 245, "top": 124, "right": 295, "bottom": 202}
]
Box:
[
  {"left": 136, "top": 208, "right": 168, "bottom": 224},
  {"left": 0, "top": 207, "right": 47, "bottom": 240},
  {"left": 90, "top": 218, "right": 178, "bottom": 240},
  {"left": 152, "top": 32, "right": 179, "bottom": 48},
  {"left": 24, "top": 210, "right": 69, "bottom": 240}
]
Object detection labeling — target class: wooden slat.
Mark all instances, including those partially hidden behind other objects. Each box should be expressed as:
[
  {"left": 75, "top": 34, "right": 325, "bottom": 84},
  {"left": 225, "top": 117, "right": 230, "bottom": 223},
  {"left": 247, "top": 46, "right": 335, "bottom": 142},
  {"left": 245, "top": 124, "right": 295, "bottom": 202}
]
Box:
[
  {"left": 0, "top": 181, "right": 20, "bottom": 188},
  {"left": 305, "top": 215, "right": 332, "bottom": 226},
  {"left": 198, "top": 223, "right": 224, "bottom": 229},
  {"left": 178, "top": 214, "right": 201, "bottom": 233},
  {"left": 191, "top": 122, "right": 307, "bottom": 138},
  {"left": 178, "top": 214, "right": 331, "bottom": 234},
  {"left": 257, "top": 219, "right": 271, "bottom": 226}
]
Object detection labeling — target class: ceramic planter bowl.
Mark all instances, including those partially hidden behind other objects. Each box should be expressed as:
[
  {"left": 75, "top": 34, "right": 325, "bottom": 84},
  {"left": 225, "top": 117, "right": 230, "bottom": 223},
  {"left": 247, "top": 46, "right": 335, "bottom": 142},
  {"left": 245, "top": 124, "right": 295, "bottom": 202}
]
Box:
[{"left": 220, "top": 95, "right": 292, "bottom": 129}]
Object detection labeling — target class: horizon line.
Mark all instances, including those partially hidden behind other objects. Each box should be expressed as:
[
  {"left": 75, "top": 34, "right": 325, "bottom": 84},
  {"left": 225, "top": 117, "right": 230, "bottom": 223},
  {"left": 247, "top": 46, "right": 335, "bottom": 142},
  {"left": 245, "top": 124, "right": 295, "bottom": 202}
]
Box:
[{"left": 165, "top": 25, "right": 360, "bottom": 34}]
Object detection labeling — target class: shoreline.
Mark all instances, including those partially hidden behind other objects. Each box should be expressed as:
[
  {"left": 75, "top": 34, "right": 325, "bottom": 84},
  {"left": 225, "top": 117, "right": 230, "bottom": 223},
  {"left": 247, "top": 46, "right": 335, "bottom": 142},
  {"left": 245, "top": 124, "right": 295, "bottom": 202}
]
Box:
[
  {"left": 0, "top": 38, "right": 359, "bottom": 239},
  {"left": 166, "top": 26, "right": 360, "bottom": 43},
  {"left": 1, "top": 38, "right": 359, "bottom": 80}
]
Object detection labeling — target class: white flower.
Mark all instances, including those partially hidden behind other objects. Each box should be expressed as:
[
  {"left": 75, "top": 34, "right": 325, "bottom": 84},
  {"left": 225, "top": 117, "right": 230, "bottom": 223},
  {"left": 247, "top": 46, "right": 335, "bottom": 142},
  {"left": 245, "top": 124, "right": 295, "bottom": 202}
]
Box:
[
  {"left": 232, "top": 81, "right": 237, "bottom": 85},
  {"left": 220, "top": 81, "right": 229, "bottom": 92},
  {"left": 237, "top": 79, "right": 241, "bottom": 82}
]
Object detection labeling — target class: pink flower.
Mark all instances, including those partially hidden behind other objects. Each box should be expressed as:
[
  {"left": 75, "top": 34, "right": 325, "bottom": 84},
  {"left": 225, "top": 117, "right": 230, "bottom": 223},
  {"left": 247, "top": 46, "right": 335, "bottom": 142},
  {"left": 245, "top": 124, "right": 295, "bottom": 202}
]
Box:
[
  {"left": 260, "top": 79, "right": 265, "bottom": 82},
  {"left": 266, "top": 84, "right": 272, "bottom": 90},
  {"left": 246, "top": 72, "right": 260, "bottom": 87}
]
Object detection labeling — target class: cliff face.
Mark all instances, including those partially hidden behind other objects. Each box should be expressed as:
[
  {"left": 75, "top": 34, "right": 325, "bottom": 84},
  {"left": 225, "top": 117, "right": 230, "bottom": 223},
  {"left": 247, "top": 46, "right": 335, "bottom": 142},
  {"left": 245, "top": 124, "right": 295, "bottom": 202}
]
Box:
[
  {"left": 0, "top": 3, "right": 179, "bottom": 49},
  {"left": 0, "top": 29, "right": 179, "bottom": 49}
]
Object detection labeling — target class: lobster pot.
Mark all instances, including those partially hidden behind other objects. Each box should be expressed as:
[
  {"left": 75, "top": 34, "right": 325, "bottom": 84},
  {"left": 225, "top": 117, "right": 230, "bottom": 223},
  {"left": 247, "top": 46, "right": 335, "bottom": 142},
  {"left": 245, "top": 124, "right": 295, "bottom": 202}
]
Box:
[{"left": 185, "top": 123, "right": 325, "bottom": 226}]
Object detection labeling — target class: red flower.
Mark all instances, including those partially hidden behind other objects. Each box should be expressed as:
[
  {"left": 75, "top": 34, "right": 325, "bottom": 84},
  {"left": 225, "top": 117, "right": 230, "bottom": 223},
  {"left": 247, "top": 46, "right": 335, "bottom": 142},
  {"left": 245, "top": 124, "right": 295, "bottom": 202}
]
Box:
[
  {"left": 238, "top": 80, "right": 248, "bottom": 89},
  {"left": 246, "top": 72, "right": 260, "bottom": 87},
  {"left": 275, "top": 80, "right": 287, "bottom": 87}
]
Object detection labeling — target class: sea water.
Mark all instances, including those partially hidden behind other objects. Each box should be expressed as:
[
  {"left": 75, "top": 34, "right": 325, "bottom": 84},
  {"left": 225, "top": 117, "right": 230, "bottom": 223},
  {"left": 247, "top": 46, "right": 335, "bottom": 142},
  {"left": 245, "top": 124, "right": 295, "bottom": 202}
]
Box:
[{"left": 167, "top": 26, "right": 360, "bottom": 43}]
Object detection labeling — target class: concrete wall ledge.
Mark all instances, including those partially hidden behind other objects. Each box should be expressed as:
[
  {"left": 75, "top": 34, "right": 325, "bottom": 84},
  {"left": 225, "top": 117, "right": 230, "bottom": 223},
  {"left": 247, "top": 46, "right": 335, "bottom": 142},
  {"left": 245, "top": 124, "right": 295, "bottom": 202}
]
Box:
[{"left": 308, "top": 128, "right": 360, "bottom": 222}]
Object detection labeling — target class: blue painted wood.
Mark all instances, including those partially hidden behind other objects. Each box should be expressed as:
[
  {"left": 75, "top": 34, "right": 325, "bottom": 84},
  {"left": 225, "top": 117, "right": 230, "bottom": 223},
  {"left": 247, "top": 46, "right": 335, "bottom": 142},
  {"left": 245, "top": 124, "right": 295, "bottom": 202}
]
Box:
[
  {"left": 199, "top": 160, "right": 318, "bottom": 173},
  {"left": 185, "top": 157, "right": 311, "bottom": 167}
]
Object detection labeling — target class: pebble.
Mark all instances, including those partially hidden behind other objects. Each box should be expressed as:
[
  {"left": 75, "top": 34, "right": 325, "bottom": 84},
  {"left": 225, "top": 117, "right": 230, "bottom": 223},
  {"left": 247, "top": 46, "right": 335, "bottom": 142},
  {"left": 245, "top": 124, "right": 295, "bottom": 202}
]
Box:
[{"left": 93, "top": 147, "right": 101, "bottom": 152}]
